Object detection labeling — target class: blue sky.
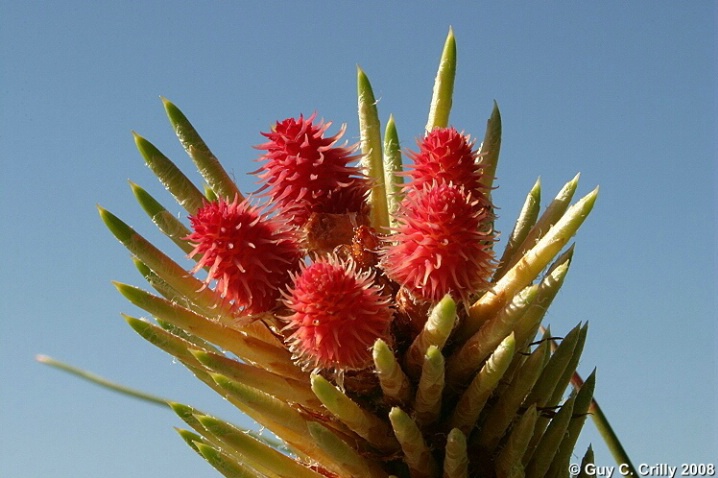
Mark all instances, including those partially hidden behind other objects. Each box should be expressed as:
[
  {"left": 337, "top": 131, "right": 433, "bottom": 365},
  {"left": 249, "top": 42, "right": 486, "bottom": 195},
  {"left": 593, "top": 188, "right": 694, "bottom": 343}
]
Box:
[{"left": 1, "top": 2, "right": 716, "bottom": 477}]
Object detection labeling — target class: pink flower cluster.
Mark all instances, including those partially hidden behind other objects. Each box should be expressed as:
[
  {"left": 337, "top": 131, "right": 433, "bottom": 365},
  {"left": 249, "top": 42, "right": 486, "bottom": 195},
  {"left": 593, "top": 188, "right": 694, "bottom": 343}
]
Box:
[
  {"left": 185, "top": 116, "right": 495, "bottom": 371},
  {"left": 254, "top": 114, "right": 369, "bottom": 227},
  {"left": 383, "top": 128, "right": 495, "bottom": 302}
]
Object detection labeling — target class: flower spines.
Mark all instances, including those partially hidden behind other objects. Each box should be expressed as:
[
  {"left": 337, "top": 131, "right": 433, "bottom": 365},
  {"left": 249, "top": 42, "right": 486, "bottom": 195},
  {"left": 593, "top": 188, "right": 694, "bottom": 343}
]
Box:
[
  {"left": 406, "top": 127, "right": 491, "bottom": 200},
  {"left": 254, "top": 114, "right": 370, "bottom": 227},
  {"left": 186, "top": 196, "right": 302, "bottom": 315},
  {"left": 382, "top": 127, "right": 496, "bottom": 303},
  {"left": 382, "top": 182, "right": 495, "bottom": 302},
  {"left": 282, "top": 256, "right": 393, "bottom": 371}
]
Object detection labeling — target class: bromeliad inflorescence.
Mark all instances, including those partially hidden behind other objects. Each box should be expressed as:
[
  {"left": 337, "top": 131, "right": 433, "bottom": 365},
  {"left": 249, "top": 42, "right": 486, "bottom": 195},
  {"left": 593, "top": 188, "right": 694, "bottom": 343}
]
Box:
[
  {"left": 186, "top": 195, "right": 302, "bottom": 316},
  {"left": 186, "top": 116, "right": 499, "bottom": 374},
  {"left": 84, "top": 28, "right": 623, "bottom": 478}
]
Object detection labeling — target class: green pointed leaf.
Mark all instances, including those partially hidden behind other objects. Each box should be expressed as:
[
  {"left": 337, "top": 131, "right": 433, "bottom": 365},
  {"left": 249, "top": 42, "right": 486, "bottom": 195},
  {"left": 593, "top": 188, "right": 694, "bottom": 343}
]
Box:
[
  {"left": 171, "top": 402, "right": 207, "bottom": 433},
  {"left": 115, "top": 281, "right": 226, "bottom": 341},
  {"left": 495, "top": 404, "right": 538, "bottom": 478},
  {"left": 193, "top": 350, "right": 319, "bottom": 412},
  {"left": 114, "top": 283, "right": 301, "bottom": 380},
  {"left": 571, "top": 372, "right": 638, "bottom": 478},
  {"left": 525, "top": 393, "right": 577, "bottom": 478},
  {"left": 405, "top": 294, "right": 456, "bottom": 377},
  {"left": 210, "top": 373, "right": 322, "bottom": 453},
  {"left": 162, "top": 97, "right": 243, "bottom": 202},
  {"left": 130, "top": 260, "right": 241, "bottom": 354},
  {"left": 449, "top": 333, "right": 516, "bottom": 435},
  {"left": 124, "top": 315, "right": 204, "bottom": 365},
  {"left": 175, "top": 427, "right": 205, "bottom": 456},
  {"left": 447, "top": 284, "right": 537, "bottom": 385},
  {"left": 505, "top": 173, "right": 580, "bottom": 273},
  {"left": 388, "top": 407, "right": 439, "bottom": 478},
  {"left": 357, "top": 66, "right": 390, "bottom": 232},
  {"left": 524, "top": 323, "right": 583, "bottom": 409},
  {"left": 512, "top": 258, "right": 571, "bottom": 353},
  {"left": 497, "top": 324, "right": 553, "bottom": 397},
  {"left": 426, "top": 27, "right": 456, "bottom": 132},
  {"left": 99, "top": 206, "right": 234, "bottom": 320},
  {"left": 577, "top": 445, "right": 595, "bottom": 478},
  {"left": 373, "top": 339, "right": 413, "bottom": 405},
  {"left": 307, "top": 421, "right": 389, "bottom": 478},
  {"left": 523, "top": 324, "right": 584, "bottom": 462},
  {"left": 477, "top": 100, "right": 502, "bottom": 192},
  {"left": 124, "top": 317, "right": 240, "bottom": 402},
  {"left": 132, "top": 257, "right": 185, "bottom": 303},
  {"left": 443, "top": 428, "right": 469, "bottom": 478},
  {"left": 171, "top": 401, "right": 289, "bottom": 455},
  {"left": 156, "top": 317, "right": 221, "bottom": 355},
  {"left": 547, "top": 323, "right": 588, "bottom": 407},
  {"left": 310, "top": 374, "right": 398, "bottom": 452},
  {"left": 197, "top": 414, "right": 324, "bottom": 478},
  {"left": 494, "top": 177, "right": 541, "bottom": 281},
  {"left": 129, "top": 181, "right": 194, "bottom": 254},
  {"left": 383, "top": 114, "right": 404, "bottom": 225},
  {"left": 195, "top": 441, "right": 262, "bottom": 478},
  {"left": 413, "top": 345, "right": 445, "bottom": 426},
  {"left": 548, "top": 370, "right": 596, "bottom": 477},
  {"left": 465, "top": 186, "right": 598, "bottom": 338},
  {"left": 476, "top": 339, "right": 549, "bottom": 454},
  {"left": 133, "top": 132, "right": 206, "bottom": 214}
]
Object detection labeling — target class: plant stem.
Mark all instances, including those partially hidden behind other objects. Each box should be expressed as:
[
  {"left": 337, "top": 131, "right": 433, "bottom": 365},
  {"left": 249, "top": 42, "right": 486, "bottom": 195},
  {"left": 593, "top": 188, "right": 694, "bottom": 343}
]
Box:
[
  {"left": 36, "top": 355, "right": 170, "bottom": 408},
  {"left": 570, "top": 371, "right": 638, "bottom": 477}
]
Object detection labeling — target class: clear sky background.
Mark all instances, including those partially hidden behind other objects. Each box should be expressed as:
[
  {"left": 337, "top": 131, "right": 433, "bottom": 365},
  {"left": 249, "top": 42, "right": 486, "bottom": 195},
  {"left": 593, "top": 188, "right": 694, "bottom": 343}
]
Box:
[{"left": 1, "top": 2, "right": 716, "bottom": 477}]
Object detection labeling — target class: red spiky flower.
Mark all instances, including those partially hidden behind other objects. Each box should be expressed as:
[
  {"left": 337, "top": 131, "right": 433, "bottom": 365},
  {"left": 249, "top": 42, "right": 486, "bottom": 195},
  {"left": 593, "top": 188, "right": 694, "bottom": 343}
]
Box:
[
  {"left": 254, "top": 114, "right": 369, "bottom": 227},
  {"left": 282, "top": 256, "right": 393, "bottom": 371},
  {"left": 382, "top": 182, "right": 494, "bottom": 302},
  {"left": 186, "top": 196, "right": 302, "bottom": 315},
  {"left": 407, "top": 127, "right": 488, "bottom": 197}
]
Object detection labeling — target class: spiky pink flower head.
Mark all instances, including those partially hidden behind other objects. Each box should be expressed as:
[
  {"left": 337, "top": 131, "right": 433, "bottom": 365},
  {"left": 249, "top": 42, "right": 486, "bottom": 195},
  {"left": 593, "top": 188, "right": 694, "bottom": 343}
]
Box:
[
  {"left": 282, "top": 256, "right": 393, "bottom": 371},
  {"left": 254, "top": 114, "right": 369, "bottom": 227},
  {"left": 186, "top": 196, "right": 302, "bottom": 315},
  {"left": 382, "top": 182, "right": 495, "bottom": 302},
  {"left": 406, "top": 127, "right": 488, "bottom": 198}
]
